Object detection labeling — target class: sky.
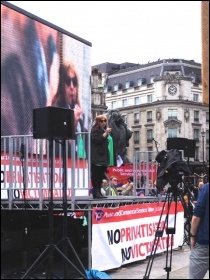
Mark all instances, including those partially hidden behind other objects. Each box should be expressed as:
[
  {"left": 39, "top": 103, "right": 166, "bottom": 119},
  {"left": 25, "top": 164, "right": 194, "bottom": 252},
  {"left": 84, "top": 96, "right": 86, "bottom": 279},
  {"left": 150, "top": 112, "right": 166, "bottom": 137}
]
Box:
[{"left": 7, "top": 1, "right": 202, "bottom": 66}]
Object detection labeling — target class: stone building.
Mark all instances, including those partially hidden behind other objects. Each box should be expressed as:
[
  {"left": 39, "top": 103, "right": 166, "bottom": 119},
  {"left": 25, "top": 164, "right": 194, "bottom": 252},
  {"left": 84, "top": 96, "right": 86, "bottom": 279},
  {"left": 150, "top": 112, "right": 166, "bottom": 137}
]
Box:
[{"left": 91, "top": 59, "right": 209, "bottom": 177}]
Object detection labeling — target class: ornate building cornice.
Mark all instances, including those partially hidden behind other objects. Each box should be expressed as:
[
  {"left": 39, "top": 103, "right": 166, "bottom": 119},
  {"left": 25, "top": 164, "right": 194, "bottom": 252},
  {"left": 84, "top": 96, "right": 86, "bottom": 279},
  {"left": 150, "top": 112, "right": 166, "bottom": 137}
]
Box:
[{"left": 163, "top": 118, "right": 182, "bottom": 133}]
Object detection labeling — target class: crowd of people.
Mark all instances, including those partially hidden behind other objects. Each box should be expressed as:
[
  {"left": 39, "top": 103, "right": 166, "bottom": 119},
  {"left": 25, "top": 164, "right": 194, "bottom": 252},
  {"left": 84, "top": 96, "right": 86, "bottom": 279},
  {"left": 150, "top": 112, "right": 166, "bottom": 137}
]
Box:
[{"left": 89, "top": 173, "right": 159, "bottom": 198}]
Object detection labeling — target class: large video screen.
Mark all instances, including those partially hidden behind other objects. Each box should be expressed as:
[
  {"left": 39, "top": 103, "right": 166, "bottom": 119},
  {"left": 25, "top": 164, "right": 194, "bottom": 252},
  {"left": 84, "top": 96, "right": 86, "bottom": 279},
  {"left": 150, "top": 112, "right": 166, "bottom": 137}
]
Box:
[{"left": 1, "top": 1, "right": 91, "bottom": 137}]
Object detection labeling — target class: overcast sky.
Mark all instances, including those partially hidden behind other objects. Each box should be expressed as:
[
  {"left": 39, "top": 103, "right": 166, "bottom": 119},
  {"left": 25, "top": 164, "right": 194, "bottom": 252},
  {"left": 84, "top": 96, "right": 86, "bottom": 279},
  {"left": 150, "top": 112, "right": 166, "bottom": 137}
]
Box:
[{"left": 8, "top": 1, "right": 202, "bottom": 66}]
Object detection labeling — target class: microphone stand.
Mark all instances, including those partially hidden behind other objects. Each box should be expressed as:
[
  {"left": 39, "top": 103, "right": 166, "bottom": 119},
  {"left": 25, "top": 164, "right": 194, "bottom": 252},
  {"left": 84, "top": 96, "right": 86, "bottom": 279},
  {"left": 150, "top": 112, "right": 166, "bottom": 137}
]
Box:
[
  {"left": 153, "top": 138, "right": 161, "bottom": 199},
  {"left": 20, "top": 143, "right": 29, "bottom": 270},
  {"left": 153, "top": 138, "right": 159, "bottom": 153}
]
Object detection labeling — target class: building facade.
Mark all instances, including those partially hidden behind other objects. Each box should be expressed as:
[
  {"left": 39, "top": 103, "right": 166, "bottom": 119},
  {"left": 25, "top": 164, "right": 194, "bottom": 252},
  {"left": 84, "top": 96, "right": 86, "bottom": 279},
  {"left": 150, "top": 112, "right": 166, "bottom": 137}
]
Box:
[{"left": 91, "top": 59, "right": 209, "bottom": 177}]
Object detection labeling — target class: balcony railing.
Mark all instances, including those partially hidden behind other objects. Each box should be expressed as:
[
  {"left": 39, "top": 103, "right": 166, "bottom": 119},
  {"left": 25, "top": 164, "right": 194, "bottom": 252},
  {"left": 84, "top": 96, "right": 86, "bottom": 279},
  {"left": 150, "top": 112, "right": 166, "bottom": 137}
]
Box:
[{"left": 168, "top": 116, "right": 177, "bottom": 120}]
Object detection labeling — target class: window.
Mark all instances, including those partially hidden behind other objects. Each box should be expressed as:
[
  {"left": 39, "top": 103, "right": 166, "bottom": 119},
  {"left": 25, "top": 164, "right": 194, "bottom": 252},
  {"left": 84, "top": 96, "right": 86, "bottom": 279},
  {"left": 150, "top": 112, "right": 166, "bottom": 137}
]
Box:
[
  {"left": 147, "top": 95, "right": 152, "bottom": 103},
  {"left": 137, "top": 78, "right": 142, "bottom": 86},
  {"left": 206, "top": 112, "right": 209, "bottom": 122},
  {"left": 193, "top": 94, "right": 199, "bottom": 102},
  {"left": 148, "top": 147, "right": 153, "bottom": 161},
  {"left": 137, "top": 77, "right": 146, "bottom": 86},
  {"left": 104, "top": 85, "right": 108, "bottom": 93},
  {"left": 147, "top": 111, "right": 152, "bottom": 122},
  {"left": 206, "top": 130, "right": 209, "bottom": 144},
  {"left": 150, "top": 76, "right": 155, "bottom": 83},
  {"left": 125, "top": 81, "right": 130, "bottom": 89},
  {"left": 189, "top": 73, "right": 195, "bottom": 83},
  {"left": 134, "top": 148, "right": 140, "bottom": 162},
  {"left": 111, "top": 101, "right": 117, "bottom": 109},
  {"left": 168, "top": 128, "right": 177, "bottom": 138},
  {"left": 147, "top": 129, "right": 153, "bottom": 142},
  {"left": 194, "top": 111, "right": 199, "bottom": 121},
  {"left": 134, "top": 113, "right": 139, "bottom": 124},
  {"left": 193, "top": 129, "right": 200, "bottom": 142},
  {"left": 206, "top": 147, "right": 209, "bottom": 161},
  {"left": 195, "top": 147, "right": 199, "bottom": 161},
  {"left": 168, "top": 109, "right": 177, "bottom": 119},
  {"left": 104, "top": 85, "right": 112, "bottom": 93},
  {"left": 113, "top": 84, "right": 118, "bottom": 92},
  {"left": 133, "top": 131, "right": 139, "bottom": 144},
  {"left": 122, "top": 99, "right": 128, "bottom": 107},
  {"left": 134, "top": 96, "right": 140, "bottom": 105},
  {"left": 122, "top": 115, "right": 127, "bottom": 123}
]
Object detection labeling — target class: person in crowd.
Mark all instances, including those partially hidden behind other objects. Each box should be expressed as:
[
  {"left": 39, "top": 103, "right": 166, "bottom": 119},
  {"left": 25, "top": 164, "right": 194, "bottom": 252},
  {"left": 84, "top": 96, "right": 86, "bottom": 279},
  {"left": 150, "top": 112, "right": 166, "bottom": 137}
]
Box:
[
  {"left": 194, "top": 173, "right": 207, "bottom": 184},
  {"left": 105, "top": 176, "right": 119, "bottom": 196},
  {"left": 189, "top": 182, "right": 209, "bottom": 279},
  {"left": 90, "top": 115, "right": 116, "bottom": 198},
  {"left": 51, "top": 61, "right": 87, "bottom": 158},
  {"left": 188, "top": 184, "right": 198, "bottom": 201},
  {"left": 158, "top": 185, "right": 167, "bottom": 196},
  {"left": 148, "top": 180, "right": 157, "bottom": 196},
  {"left": 121, "top": 177, "right": 134, "bottom": 196},
  {"left": 140, "top": 171, "right": 146, "bottom": 188},
  {"left": 137, "top": 189, "right": 145, "bottom": 197},
  {"left": 115, "top": 181, "right": 123, "bottom": 195},
  {"left": 101, "top": 179, "right": 108, "bottom": 197},
  {"left": 193, "top": 181, "right": 204, "bottom": 202},
  {"left": 198, "top": 181, "right": 204, "bottom": 189}
]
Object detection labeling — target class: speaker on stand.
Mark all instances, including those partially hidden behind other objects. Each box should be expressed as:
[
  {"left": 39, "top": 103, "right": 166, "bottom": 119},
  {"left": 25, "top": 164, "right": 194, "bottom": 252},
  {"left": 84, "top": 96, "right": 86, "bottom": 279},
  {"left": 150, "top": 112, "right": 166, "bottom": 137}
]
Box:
[
  {"left": 22, "top": 107, "right": 86, "bottom": 279},
  {"left": 33, "top": 106, "right": 75, "bottom": 140}
]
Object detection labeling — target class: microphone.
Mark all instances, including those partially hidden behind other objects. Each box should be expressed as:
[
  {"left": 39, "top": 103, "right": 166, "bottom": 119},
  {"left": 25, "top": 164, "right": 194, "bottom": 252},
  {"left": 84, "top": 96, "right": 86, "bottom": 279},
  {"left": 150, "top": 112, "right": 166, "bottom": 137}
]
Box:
[
  {"left": 152, "top": 138, "right": 159, "bottom": 144},
  {"left": 20, "top": 143, "right": 25, "bottom": 160},
  {"left": 70, "top": 100, "right": 77, "bottom": 109}
]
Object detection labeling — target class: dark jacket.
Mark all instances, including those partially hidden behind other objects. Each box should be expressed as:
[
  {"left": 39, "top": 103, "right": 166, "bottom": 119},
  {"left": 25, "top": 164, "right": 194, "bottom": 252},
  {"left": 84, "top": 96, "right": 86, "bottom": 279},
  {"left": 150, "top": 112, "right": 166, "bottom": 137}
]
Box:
[{"left": 91, "top": 126, "right": 110, "bottom": 166}]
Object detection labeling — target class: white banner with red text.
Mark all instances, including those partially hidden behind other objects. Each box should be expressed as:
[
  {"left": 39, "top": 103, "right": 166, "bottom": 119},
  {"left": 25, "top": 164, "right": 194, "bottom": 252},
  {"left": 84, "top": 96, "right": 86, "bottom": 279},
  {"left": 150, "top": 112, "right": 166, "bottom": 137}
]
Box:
[
  {"left": 92, "top": 202, "right": 184, "bottom": 271},
  {"left": 1, "top": 154, "right": 89, "bottom": 199}
]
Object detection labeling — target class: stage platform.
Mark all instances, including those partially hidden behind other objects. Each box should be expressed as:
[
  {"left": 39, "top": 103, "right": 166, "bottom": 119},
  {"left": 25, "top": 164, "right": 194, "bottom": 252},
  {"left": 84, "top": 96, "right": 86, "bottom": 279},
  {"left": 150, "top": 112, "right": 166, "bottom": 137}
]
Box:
[{"left": 1, "top": 195, "right": 165, "bottom": 211}]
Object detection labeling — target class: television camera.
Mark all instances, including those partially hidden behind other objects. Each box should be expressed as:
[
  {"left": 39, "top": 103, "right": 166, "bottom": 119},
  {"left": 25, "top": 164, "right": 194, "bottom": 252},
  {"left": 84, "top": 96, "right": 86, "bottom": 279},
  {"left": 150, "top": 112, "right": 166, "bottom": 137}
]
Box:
[{"left": 155, "top": 149, "right": 192, "bottom": 192}]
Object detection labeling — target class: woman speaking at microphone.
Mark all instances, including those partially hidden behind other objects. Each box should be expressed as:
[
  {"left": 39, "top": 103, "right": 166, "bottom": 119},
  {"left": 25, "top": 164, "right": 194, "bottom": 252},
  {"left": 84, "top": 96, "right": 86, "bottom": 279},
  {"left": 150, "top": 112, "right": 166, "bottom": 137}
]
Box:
[{"left": 90, "top": 114, "right": 116, "bottom": 198}]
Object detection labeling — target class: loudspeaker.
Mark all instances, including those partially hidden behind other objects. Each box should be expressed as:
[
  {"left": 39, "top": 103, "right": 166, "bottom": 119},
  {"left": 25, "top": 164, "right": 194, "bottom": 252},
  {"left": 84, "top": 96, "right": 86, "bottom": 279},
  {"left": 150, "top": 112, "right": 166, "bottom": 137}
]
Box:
[
  {"left": 167, "top": 138, "right": 196, "bottom": 158},
  {"left": 33, "top": 107, "right": 75, "bottom": 139}
]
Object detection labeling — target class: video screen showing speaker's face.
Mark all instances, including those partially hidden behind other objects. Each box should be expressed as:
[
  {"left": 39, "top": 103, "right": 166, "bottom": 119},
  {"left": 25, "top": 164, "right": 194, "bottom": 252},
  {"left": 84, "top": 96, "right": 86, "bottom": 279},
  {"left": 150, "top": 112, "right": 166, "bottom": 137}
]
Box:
[{"left": 1, "top": 4, "right": 91, "bottom": 138}]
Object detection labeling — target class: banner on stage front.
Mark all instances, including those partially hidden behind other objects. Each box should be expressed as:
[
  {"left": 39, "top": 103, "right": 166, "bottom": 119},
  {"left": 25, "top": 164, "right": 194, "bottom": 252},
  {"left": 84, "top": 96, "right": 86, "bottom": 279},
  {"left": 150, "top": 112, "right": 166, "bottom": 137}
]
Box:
[{"left": 92, "top": 202, "right": 184, "bottom": 271}]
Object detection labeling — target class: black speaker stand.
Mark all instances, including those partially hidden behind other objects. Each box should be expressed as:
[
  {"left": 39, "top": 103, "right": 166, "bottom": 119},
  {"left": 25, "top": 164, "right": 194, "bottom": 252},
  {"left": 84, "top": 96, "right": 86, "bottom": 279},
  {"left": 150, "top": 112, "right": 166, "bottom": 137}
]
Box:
[{"left": 21, "top": 138, "right": 87, "bottom": 279}]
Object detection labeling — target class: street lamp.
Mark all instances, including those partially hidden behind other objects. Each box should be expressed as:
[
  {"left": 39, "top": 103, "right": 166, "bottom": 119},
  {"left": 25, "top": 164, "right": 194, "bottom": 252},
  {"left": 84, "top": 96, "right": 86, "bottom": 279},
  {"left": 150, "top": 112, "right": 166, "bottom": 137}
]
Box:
[{"left": 201, "top": 129, "right": 205, "bottom": 176}]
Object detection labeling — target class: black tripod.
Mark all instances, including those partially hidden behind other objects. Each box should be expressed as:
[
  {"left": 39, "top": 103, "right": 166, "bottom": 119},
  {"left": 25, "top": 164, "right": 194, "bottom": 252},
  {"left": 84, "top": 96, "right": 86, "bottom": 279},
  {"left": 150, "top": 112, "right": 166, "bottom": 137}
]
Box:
[
  {"left": 143, "top": 179, "right": 191, "bottom": 279},
  {"left": 22, "top": 138, "right": 87, "bottom": 279}
]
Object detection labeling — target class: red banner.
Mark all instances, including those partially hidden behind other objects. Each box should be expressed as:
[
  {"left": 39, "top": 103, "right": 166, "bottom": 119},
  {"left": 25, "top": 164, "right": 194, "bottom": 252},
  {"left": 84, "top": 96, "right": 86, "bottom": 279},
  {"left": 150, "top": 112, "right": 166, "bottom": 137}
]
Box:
[{"left": 107, "top": 163, "right": 158, "bottom": 186}]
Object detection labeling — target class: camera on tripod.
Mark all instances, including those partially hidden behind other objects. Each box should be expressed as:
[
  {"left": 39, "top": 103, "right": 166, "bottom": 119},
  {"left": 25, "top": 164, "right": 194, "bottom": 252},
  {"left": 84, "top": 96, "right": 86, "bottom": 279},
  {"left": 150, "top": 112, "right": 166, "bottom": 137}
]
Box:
[{"left": 155, "top": 149, "right": 192, "bottom": 192}]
